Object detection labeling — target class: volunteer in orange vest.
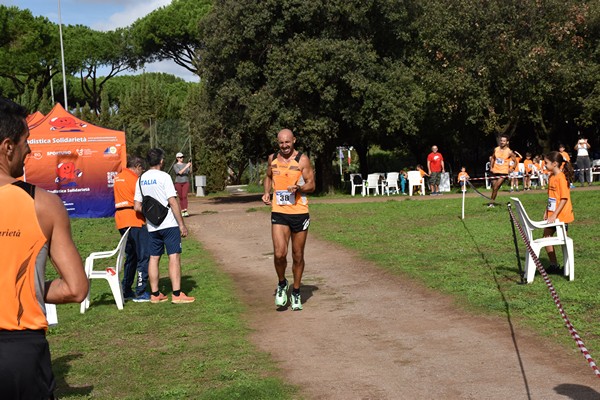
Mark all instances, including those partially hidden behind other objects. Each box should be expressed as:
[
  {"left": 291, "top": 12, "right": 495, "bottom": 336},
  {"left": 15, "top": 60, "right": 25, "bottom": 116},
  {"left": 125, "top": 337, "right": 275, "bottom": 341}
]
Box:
[
  {"left": 488, "top": 134, "right": 517, "bottom": 207},
  {"left": 114, "top": 155, "right": 150, "bottom": 302},
  {"left": 262, "top": 129, "right": 315, "bottom": 311},
  {"left": 0, "top": 97, "right": 88, "bottom": 398}
]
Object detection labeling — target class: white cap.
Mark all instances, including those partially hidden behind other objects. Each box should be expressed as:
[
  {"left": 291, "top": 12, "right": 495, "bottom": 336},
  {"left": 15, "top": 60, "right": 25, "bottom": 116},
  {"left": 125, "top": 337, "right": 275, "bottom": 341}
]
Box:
[{"left": 176, "top": 152, "right": 184, "bottom": 158}]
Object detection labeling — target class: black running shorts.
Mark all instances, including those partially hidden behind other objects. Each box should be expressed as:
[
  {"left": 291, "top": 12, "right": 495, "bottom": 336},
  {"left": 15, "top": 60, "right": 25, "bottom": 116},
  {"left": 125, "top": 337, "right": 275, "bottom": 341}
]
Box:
[
  {"left": 271, "top": 212, "right": 310, "bottom": 233},
  {"left": 0, "top": 330, "right": 56, "bottom": 399}
]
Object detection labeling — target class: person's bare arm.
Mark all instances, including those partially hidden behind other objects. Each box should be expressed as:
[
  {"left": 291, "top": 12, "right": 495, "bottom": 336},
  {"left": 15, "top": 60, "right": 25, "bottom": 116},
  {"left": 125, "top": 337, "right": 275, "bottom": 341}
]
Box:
[
  {"left": 134, "top": 200, "right": 142, "bottom": 213},
  {"left": 262, "top": 154, "right": 274, "bottom": 205},
  {"left": 36, "top": 189, "right": 88, "bottom": 304},
  {"left": 168, "top": 196, "right": 188, "bottom": 237},
  {"left": 289, "top": 154, "right": 315, "bottom": 194}
]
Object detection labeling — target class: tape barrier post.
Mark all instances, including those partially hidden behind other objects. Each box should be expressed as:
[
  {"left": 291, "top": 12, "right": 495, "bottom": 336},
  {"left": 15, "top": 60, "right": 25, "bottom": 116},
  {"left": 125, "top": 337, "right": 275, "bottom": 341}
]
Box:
[
  {"left": 507, "top": 203, "right": 600, "bottom": 378},
  {"left": 461, "top": 180, "right": 466, "bottom": 220},
  {"left": 506, "top": 203, "right": 525, "bottom": 284}
]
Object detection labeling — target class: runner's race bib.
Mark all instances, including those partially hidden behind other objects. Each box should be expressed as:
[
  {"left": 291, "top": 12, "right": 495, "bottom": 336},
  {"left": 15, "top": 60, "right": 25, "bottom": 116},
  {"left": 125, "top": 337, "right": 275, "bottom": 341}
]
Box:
[
  {"left": 276, "top": 190, "right": 296, "bottom": 206},
  {"left": 496, "top": 158, "right": 504, "bottom": 165},
  {"left": 547, "top": 197, "right": 557, "bottom": 212}
]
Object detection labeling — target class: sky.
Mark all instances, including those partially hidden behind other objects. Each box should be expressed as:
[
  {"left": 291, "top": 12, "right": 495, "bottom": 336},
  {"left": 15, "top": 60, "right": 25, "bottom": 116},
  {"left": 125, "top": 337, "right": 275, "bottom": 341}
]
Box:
[{"left": 5, "top": 0, "right": 198, "bottom": 82}]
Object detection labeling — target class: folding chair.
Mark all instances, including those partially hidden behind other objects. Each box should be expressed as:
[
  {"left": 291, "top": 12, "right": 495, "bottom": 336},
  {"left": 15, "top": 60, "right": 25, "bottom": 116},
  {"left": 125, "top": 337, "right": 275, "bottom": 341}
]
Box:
[
  {"left": 510, "top": 197, "right": 574, "bottom": 283},
  {"left": 80, "top": 228, "right": 130, "bottom": 313}
]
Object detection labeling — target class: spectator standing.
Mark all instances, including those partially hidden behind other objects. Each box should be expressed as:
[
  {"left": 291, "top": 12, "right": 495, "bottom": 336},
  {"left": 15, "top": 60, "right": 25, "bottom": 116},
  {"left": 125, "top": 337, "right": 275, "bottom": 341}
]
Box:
[
  {"left": 509, "top": 150, "right": 523, "bottom": 192},
  {"left": 426, "top": 145, "right": 445, "bottom": 195},
  {"left": 0, "top": 97, "right": 88, "bottom": 398},
  {"left": 574, "top": 137, "right": 592, "bottom": 186},
  {"left": 489, "top": 134, "right": 517, "bottom": 207},
  {"left": 134, "top": 148, "right": 195, "bottom": 304},
  {"left": 416, "top": 164, "right": 429, "bottom": 195},
  {"left": 523, "top": 152, "right": 534, "bottom": 191},
  {"left": 114, "top": 155, "right": 150, "bottom": 302},
  {"left": 457, "top": 167, "right": 470, "bottom": 191},
  {"left": 543, "top": 151, "right": 575, "bottom": 273},
  {"left": 173, "top": 152, "right": 192, "bottom": 217},
  {"left": 399, "top": 170, "right": 408, "bottom": 195}
]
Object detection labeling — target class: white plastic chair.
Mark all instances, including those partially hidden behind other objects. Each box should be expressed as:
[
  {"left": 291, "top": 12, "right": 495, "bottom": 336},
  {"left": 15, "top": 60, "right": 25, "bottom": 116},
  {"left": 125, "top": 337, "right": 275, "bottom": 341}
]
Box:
[
  {"left": 384, "top": 172, "right": 400, "bottom": 195},
  {"left": 350, "top": 174, "right": 365, "bottom": 196},
  {"left": 510, "top": 197, "right": 574, "bottom": 283},
  {"left": 80, "top": 228, "right": 130, "bottom": 313},
  {"left": 365, "top": 174, "right": 380, "bottom": 196},
  {"left": 407, "top": 171, "right": 425, "bottom": 196}
]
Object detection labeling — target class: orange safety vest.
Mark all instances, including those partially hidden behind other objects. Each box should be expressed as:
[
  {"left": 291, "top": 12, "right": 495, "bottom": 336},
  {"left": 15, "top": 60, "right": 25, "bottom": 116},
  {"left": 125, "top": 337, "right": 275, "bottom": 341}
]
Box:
[
  {"left": 114, "top": 168, "right": 145, "bottom": 230},
  {"left": 0, "top": 182, "right": 49, "bottom": 331},
  {"left": 270, "top": 152, "right": 309, "bottom": 214}
]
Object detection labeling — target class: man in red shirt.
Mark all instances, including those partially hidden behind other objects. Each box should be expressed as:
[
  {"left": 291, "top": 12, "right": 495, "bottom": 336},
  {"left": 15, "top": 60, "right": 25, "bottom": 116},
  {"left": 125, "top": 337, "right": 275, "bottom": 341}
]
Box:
[
  {"left": 427, "top": 145, "right": 445, "bottom": 195},
  {"left": 114, "top": 156, "right": 150, "bottom": 302}
]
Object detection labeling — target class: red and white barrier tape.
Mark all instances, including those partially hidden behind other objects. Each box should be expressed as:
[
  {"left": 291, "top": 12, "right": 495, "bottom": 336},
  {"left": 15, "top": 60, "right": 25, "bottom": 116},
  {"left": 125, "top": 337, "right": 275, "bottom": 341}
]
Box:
[
  {"left": 507, "top": 203, "right": 600, "bottom": 378},
  {"left": 467, "top": 166, "right": 599, "bottom": 182}
]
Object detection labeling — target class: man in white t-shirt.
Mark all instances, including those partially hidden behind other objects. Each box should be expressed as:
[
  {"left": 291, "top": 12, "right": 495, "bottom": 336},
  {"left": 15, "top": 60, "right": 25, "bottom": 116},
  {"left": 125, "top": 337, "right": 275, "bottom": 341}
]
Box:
[{"left": 134, "top": 148, "right": 195, "bottom": 304}]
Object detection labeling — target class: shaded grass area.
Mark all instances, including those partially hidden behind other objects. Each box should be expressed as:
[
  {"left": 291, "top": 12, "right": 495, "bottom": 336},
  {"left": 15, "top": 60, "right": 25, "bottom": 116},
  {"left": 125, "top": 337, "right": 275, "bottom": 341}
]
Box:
[
  {"left": 310, "top": 190, "right": 600, "bottom": 356},
  {"left": 47, "top": 219, "right": 297, "bottom": 400}
]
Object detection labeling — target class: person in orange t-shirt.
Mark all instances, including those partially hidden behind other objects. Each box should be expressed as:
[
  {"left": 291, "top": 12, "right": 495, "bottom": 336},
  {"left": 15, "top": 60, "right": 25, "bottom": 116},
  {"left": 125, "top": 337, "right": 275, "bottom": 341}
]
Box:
[
  {"left": 522, "top": 152, "right": 534, "bottom": 191},
  {"left": 457, "top": 167, "right": 470, "bottom": 191},
  {"left": 543, "top": 151, "right": 575, "bottom": 273},
  {"left": 114, "top": 155, "right": 150, "bottom": 302},
  {"left": 0, "top": 97, "right": 88, "bottom": 398}
]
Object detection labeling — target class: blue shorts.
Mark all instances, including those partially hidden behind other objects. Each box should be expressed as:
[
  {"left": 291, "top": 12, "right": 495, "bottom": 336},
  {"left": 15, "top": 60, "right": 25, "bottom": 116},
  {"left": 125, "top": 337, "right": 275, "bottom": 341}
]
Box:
[{"left": 149, "top": 227, "right": 182, "bottom": 256}]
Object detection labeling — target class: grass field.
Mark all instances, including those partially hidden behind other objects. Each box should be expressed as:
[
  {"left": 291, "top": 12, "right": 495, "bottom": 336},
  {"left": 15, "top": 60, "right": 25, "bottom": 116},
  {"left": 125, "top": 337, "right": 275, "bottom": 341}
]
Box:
[
  {"left": 310, "top": 189, "right": 600, "bottom": 356},
  {"left": 47, "top": 218, "right": 297, "bottom": 400},
  {"left": 46, "top": 188, "right": 599, "bottom": 398}
]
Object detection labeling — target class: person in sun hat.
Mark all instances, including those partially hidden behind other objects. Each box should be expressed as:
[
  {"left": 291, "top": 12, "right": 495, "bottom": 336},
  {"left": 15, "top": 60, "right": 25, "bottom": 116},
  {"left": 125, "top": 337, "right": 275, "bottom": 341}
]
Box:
[{"left": 173, "top": 152, "right": 192, "bottom": 217}]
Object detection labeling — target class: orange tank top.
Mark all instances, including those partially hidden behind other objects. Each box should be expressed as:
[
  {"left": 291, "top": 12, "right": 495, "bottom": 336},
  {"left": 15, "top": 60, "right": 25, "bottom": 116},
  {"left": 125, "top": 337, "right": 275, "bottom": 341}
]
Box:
[
  {"left": 492, "top": 147, "right": 511, "bottom": 174},
  {"left": 0, "top": 182, "right": 49, "bottom": 331},
  {"left": 271, "top": 152, "right": 309, "bottom": 214}
]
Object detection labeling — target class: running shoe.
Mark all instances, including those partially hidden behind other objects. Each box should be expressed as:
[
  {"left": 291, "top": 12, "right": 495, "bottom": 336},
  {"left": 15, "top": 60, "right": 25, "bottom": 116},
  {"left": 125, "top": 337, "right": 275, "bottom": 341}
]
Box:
[
  {"left": 172, "top": 292, "right": 195, "bottom": 304},
  {"left": 275, "top": 281, "right": 289, "bottom": 307},
  {"left": 290, "top": 292, "right": 302, "bottom": 311},
  {"left": 487, "top": 203, "right": 495, "bottom": 208},
  {"left": 123, "top": 290, "right": 135, "bottom": 302},
  {"left": 132, "top": 292, "right": 151, "bottom": 303},
  {"left": 150, "top": 292, "right": 168, "bottom": 303}
]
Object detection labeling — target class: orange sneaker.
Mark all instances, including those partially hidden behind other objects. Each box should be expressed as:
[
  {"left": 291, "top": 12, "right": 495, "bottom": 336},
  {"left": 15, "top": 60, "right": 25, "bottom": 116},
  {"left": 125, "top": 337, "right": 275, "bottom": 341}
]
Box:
[
  {"left": 172, "top": 292, "right": 195, "bottom": 304},
  {"left": 150, "top": 292, "right": 168, "bottom": 303}
]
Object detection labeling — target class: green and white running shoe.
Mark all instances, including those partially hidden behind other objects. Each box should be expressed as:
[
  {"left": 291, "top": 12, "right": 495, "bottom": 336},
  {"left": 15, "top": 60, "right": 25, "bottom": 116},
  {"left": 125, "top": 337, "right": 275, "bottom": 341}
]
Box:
[
  {"left": 275, "top": 281, "right": 289, "bottom": 307},
  {"left": 290, "top": 292, "right": 302, "bottom": 311}
]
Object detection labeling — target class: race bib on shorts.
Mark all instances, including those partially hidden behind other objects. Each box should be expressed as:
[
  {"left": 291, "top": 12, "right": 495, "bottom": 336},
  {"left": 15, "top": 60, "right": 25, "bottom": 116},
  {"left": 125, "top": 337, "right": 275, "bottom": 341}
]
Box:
[
  {"left": 276, "top": 190, "right": 296, "bottom": 206},
  {"left": 547, "top": 197, "right": 557, "bottom": 212}
]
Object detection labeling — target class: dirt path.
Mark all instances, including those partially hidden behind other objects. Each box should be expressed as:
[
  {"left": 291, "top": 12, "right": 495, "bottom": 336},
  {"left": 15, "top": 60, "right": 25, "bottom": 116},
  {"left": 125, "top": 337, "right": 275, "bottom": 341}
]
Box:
[{"left": 187, "top": 193, "right": 599, "bottom": 399}]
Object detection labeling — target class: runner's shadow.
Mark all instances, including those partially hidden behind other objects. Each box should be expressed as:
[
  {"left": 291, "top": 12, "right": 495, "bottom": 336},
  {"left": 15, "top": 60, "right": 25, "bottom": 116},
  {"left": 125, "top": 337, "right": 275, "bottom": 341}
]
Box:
[
  {"left": 301, "top": 284, "right": 318, "bottom": 303},
  {"left": 52, "top": 354, "right": 93, "bottom": 397},
  {"left": 554, "top": 383, "right": 600, "bottom": 399}
]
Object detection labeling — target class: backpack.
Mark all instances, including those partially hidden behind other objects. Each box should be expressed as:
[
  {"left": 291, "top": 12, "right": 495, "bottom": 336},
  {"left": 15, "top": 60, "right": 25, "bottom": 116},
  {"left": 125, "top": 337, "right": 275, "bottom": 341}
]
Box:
[
  {"left": 352, "top": 175, "right": 363, "bottom": 185},
  {"left": 138, "top": 179, "right": 170, "bottom": 226}
]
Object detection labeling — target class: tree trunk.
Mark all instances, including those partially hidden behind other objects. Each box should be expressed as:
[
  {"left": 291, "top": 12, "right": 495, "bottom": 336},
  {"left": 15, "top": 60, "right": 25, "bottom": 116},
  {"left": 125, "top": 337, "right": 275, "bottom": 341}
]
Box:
[{"left": 314, "top": 147, "right": 336, "bottom": 195}]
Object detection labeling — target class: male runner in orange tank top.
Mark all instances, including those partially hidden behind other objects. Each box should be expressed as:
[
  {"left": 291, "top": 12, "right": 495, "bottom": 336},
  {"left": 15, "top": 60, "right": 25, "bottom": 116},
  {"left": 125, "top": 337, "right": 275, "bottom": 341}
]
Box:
[
  {"left": 488, "top": 134, "right": 517, "bottom": 207},
  {"left": 262, "top": 129, "right": 315, "bottom": 310},
  {"left": 0, "top": 97, "right": 88, "bottom": 398}
]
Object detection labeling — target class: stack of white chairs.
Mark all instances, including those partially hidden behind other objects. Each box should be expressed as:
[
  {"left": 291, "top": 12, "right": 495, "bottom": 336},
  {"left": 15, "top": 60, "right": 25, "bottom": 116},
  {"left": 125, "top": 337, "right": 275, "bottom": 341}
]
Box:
[
  {"left": 384, "top": 172, "right": 400, "bottom": 195},
  {"left": 365, "top": 174, "right": 381, "bottom": 196}
]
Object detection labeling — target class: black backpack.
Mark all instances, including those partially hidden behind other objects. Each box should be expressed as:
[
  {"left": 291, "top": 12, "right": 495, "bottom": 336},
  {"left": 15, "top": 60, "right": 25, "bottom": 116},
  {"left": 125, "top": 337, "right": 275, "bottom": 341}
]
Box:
[
  {"left": 352, "top": 175, "right": 363, "bottom": 185},
  {"left": 138, "top": 179, "right": 170, "bottom": 226}
]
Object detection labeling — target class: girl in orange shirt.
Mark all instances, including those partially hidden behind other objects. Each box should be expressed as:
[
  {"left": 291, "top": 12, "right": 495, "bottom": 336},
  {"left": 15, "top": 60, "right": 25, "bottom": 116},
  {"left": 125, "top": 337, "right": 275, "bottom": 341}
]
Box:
[{"left": 543, "top": 151, "right": 575, "bottom": 273}]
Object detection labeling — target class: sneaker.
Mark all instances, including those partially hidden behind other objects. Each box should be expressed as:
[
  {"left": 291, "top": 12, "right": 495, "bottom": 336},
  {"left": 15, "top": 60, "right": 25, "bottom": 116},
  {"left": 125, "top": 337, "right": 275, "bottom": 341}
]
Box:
[
  {"left": 172, "top": 292, "right": 195, "bottom": 304},
  {"left": 150, "top": 292, "right": 168, "bottom": 303},
  {"left": 132, "top": 292, "right": 151, "bottom": 302},
  {"left": 275, "top": 281, "right": 289, "bottom": 307},
  {"left": 181, "top": 210, "right": 190, "bottom": 217},
  {"left": 546, "top": 264, "right": 561, "bottom": 274},
  {"left": 291, "top": 292, "right": 302, "bottom": 311},
  {"left": 123, "top": 290, "right": 135, "bottom": 302},
  {"left": 487, "top": 203, "right": 495, "bottom": 208}
]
